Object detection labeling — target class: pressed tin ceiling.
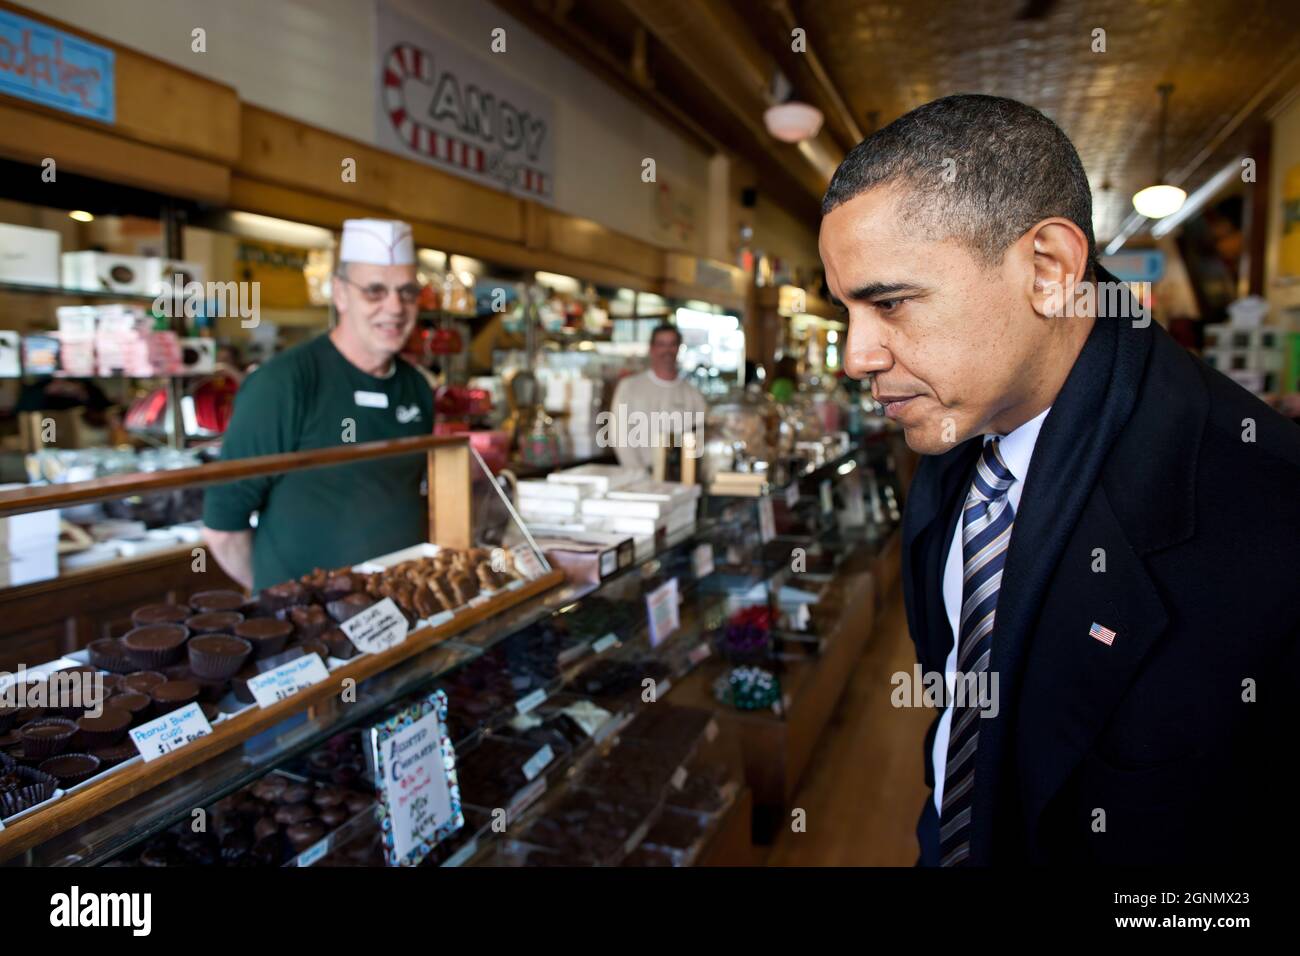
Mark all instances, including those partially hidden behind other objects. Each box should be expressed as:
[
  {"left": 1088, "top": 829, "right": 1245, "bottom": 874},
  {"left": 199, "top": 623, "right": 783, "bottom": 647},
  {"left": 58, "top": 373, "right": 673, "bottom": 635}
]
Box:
[
  {"left": 781, "top": 0, "right": 1300, "bottom": 244},
  {"left": 499, "top": 0, "right": 1300, "bottom": 243}
]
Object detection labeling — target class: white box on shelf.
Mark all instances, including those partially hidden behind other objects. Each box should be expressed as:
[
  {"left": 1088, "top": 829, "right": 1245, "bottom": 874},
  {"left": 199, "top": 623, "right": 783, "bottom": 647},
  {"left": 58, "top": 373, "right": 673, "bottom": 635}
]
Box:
[
  {"left": 516, "top": 479, "right": 590, "bottom": 501},
  {"left": 580, "top": 497, "right": 668, "bottom": 520},
  {"left": 0, "top": 547, "right": 59, "bottom": 587},
  {"left": 146, "top": 258, "right": 206, "bottom": 294},
  {"left": 61, "top": 252, "right": 154, "bottom": 294},
  {"left": 178, "top": 338, "right": 216, "bottom": 374},
  {"left": 0, "top": 223, "right": 61, "bottom": 287},
  {"left": 0, "top": 331, "right": 20, "bottom": 377},
  {"left": 606, "top": 479, "right": 701, "bottom": 504},
  {"left": 547, "top": 463, "right": 643, "bottom": 495}
]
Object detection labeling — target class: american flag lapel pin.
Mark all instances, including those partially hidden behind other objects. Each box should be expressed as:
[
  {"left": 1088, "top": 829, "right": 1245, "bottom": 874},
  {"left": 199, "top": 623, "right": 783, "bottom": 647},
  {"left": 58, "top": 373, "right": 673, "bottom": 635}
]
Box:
[{"left": 1089, "top": 622, "right": 1117, "bottom": 646}]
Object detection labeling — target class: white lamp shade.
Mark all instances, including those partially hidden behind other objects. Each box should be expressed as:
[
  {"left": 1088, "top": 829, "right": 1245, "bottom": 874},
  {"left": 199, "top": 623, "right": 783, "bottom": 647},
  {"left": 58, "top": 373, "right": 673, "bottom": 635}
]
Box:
[
  {"left": 764, "top": 102, "right": 824, "bottom": 143},
  {"left": 1132, "top": 184, "right": 1187, "bottom": 219}
]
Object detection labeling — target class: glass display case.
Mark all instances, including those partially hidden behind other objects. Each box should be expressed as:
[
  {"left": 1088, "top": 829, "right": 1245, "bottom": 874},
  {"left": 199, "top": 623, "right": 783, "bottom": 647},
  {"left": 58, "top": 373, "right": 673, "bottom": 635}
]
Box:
[{"left": 1, "top": 431, "right": 903, "bottom": 867}]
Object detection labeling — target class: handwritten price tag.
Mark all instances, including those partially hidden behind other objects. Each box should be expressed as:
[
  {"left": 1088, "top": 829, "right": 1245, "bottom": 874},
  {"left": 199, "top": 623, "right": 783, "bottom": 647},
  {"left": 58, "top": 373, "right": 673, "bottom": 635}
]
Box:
[
  {"left": 522, "top": 744, "right": 554, "bottom": 782},
  {"left": 247, "top": 653, "right": 329, "bottom": 708},
  {"left": 691, "top": 543, "right": 715, "bottom": 580},
  {"left": 341, "top": 597, "right": 409, "bottom": 654},
  {"left": 130, "top": 702, "right": 213, "bottom": 763},
  {"left": 645, "top": 577, "right": 680, "bottom": 648},
  {"left": 515, "top": 688, "right": 547, "bottom": 716}
]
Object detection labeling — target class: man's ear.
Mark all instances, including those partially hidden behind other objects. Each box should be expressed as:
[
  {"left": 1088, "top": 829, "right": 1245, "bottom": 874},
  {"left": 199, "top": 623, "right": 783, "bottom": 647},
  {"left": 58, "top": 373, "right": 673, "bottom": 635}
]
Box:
[{"left": 1027, "top": 218, "right": 1090, "bottom": 318}]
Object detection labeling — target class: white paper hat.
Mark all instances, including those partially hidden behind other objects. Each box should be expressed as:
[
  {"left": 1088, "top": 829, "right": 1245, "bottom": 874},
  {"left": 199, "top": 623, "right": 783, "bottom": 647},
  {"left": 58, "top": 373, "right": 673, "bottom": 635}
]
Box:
[{"left": 339, "top": 218, "right": 415, "bottom": 266}]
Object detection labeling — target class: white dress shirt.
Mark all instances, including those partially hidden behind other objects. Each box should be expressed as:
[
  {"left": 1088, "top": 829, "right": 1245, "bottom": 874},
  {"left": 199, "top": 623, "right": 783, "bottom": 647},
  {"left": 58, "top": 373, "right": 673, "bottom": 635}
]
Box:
[{"left": 932, "top": 406, "right": 1051, "bottom": 813}]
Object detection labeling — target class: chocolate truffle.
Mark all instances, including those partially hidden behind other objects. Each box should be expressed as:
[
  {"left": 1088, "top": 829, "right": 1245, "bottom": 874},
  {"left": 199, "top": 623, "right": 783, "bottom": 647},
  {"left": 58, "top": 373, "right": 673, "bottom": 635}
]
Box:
[
  {"left": 188, "top": 634, "right": 252, "bottom": 680},
  {"left": 149, "top": 680, "right": 200, "bottom": 714},
  {"left": 87, "top": 638, "right": 133, "bottom": 674},
  {"left": 286, "top": 820, "right": 326, "bottom": 852},
  {"left": 75, "top": 708, "right": 130, "bottom": 749},
  {"left": 131, "top": 604, "right": 191, "bottom": 627},
  {"left": 185, "top": 611, "right": 245, "bottom": 635},
  {"left": 37, "top": 752, "right": 101, "bottom": 787},
  {"left": 234, "top": 618, "right": 293, "bottom": 659},
  {"left": 122, "top": 671, "right": 166, "bottom": 694},
  {"left": 121, "top": 624, "right": 189, "bottom": 669},
  {"left": 188, "top": 589, "right": 247, "bottom": 614},
  {"left": 17, "top": 717, "right": 77, "bottom": 760},
  {"left": 286, "top": 604, "right": 330, "bottom": 641},
  {"left": 274, "top": 802, "right": 315, "bottom": 825},
  {"left": 326, "top": 592, "right": 373, "bottom": 624}
]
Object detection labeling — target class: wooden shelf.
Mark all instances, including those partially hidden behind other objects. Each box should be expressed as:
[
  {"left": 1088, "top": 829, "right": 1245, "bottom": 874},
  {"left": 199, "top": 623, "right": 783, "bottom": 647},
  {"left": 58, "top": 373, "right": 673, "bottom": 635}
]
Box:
[
  {"left": 0, "top": 434, "right": 467, "bottom": 517},
  {"left": 0, "top": 567, "right": 565, "bottom": 862}
]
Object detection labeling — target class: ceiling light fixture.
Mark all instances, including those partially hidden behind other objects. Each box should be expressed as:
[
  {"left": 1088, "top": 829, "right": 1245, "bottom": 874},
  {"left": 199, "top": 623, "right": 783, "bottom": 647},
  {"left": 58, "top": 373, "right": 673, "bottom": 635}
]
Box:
[
  {"left": 1132, "top": 84, "right": 1186, "bottom": 220},
  {"left": 764, "top": 102, "right": 824, "bottom": 143},
  {"left": 68, "top": 210, "right": 94, "bottom": 222},
  {"left": 764, "top": 70, "right": 823, "bottom": 144}
]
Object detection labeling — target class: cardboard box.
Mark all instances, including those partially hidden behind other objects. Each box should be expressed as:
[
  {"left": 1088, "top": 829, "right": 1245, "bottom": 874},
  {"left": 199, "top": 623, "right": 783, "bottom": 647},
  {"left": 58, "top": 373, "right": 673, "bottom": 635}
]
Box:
[
  {"left": 0, "top": 223, "right": 60, "bottom": 287},
  {"left": 147, "top": 258, "right": 206, "bottom": 294},
  {"left": 531, "top": 531, "right": 634, "bottom": 584}
]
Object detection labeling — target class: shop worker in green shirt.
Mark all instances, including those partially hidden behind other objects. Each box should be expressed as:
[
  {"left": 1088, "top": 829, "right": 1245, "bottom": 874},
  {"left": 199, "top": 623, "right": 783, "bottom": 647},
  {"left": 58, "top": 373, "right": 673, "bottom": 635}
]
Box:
[{"left": 203, "top": 218, "right": 433, "bottom": 591}]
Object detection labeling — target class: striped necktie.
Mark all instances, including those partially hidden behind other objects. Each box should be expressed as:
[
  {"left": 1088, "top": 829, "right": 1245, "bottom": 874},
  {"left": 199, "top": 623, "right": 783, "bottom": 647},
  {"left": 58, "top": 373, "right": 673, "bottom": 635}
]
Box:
[{"left": 939, "top": 437, "right": 1016, "bottom": 867}]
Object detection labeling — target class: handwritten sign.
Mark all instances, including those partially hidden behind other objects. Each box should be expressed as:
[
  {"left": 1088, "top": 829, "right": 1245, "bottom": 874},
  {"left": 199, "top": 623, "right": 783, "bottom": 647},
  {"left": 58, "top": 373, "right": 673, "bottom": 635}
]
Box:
[
  {"left": 370, "top": 691, "right": 462, "bottom": 866},
  {"left": 691, "top": 543, "right": 715, "bottom": 580},
  {"left": 759, "top": 497, "right": 776, "bottom": 543},
  {"left": 341, "top": 597, "right": 409, "bottom": 654},
  {"left": 0, "top": 9, "right": 115, "bottom": 124},
  {"left": 645, "top": 577, "right": 680, "bottom": 647},
  {"left": 247, "top": 653, "right": 329, "bottom": 708},
  {"left": 129, "top": 702, "right": 213, "bottom": 763}
]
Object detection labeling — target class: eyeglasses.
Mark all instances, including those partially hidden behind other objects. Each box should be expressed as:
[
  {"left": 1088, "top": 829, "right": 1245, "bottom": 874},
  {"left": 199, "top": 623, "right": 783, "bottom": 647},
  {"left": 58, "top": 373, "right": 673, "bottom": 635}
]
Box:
[{"left": 337, "top": 275, "right": 423, "bottom": 305}]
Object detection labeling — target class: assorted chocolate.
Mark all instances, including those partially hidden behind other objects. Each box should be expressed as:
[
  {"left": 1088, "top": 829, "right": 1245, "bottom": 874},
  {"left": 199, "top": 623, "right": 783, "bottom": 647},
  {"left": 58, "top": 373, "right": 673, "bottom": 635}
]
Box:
[{"left": 121, "top": 772, "right": 373, "bottom": 867}]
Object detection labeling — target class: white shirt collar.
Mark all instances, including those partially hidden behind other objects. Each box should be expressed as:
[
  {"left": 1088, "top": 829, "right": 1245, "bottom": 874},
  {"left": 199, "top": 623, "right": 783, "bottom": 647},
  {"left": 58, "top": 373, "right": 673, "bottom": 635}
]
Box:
[
  {"left": 647, "top": 369, "right": 679, "bottom": 387},
  {"left": 984, "top": 405, "right": 1051, "bottom": 483}
]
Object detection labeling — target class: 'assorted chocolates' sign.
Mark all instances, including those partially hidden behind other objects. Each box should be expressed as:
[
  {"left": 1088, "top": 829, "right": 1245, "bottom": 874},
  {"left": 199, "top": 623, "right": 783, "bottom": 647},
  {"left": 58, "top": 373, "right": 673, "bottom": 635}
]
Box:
[{"left": 369, "top": 690, "right": 463, "bottom": 866}]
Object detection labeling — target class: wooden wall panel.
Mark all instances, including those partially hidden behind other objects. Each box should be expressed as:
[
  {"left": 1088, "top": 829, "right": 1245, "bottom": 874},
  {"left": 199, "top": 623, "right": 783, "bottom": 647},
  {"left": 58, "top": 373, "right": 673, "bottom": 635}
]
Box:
[
  {"left": 238, "top": 106, "right": 525, "bottom": 244},
  {"left": 0, "top": 102, "right": 230, "bottom": 203}
]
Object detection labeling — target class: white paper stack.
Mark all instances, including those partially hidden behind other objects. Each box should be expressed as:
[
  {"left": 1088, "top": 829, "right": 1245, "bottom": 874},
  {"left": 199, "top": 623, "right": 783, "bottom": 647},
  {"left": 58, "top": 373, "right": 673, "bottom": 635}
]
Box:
[
  {"left": 95, "top": 308, "right": 155, "bottom": 376},
  {"left": 547, "top": 463, "right": 643, "bottom": 495},
  {"left": 56, "top": 306, "right": 98, "bottom": 377}
]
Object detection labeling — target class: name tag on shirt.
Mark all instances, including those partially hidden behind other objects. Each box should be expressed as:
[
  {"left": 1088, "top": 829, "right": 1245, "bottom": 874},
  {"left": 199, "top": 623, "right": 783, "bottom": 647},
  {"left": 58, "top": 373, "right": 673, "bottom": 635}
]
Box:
[{"left": 354, "top": 390, "right": 389, "bottom": 409}]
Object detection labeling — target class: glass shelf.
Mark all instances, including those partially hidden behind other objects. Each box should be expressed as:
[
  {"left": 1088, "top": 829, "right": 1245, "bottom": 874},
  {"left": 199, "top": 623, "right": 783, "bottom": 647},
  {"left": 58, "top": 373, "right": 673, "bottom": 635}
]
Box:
[
  {"left": 3, "top": 434, "right": 901, "bottom": 867},
  {"left": 0, "top": 280, "right": 163, "bottom": 302}
]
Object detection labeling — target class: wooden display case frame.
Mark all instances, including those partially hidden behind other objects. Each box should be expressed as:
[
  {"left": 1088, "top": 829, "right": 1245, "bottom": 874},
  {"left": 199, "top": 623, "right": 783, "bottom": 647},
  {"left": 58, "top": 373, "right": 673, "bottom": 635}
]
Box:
[{"left": 0, "top": 434, "right": 564, "bottom": 861}]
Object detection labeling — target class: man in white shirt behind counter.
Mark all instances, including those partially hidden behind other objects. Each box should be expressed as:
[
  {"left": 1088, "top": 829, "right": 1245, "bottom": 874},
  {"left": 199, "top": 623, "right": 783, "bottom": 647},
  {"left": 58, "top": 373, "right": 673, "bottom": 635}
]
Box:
[{"left": 607, "top": 324, "right": 707, "bottom": 471}]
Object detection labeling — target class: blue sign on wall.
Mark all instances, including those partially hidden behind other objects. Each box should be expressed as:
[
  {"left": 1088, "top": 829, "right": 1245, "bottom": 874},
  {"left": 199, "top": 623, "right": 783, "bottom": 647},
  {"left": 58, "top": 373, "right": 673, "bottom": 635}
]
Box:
[
  {"left": 1100, "top": 250, "right": 1165, "bottom": 284},
  {"left": 0, "top": 8, "right": 115, "bottom": 124}
]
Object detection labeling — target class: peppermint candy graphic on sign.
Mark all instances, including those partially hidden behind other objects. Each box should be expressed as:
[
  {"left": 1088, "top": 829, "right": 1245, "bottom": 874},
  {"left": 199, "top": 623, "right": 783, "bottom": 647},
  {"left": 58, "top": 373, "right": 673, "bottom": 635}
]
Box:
[{"left": 381, "top": 43, "right": 549, "bottom": 198}]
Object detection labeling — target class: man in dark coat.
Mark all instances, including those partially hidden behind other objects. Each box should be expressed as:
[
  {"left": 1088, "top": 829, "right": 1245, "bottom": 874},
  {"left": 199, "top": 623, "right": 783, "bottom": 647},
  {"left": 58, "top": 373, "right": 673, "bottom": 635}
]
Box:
[{"left": 819, "top": 94, "right": 1300, "bottom": 865}]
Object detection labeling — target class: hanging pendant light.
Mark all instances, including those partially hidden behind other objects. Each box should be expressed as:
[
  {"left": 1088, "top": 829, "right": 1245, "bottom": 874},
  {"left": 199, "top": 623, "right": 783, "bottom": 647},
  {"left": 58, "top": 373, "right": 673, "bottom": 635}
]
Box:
[{"left": 1132, "top": 84, "right": 1186, "bottom": 219}]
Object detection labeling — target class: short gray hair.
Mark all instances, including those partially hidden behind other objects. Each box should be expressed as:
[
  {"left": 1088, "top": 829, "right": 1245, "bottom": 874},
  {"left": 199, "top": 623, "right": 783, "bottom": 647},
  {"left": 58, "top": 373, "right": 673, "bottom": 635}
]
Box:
[{"left": 822, "top": 94, "right": 1095, "bottom": 275}]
